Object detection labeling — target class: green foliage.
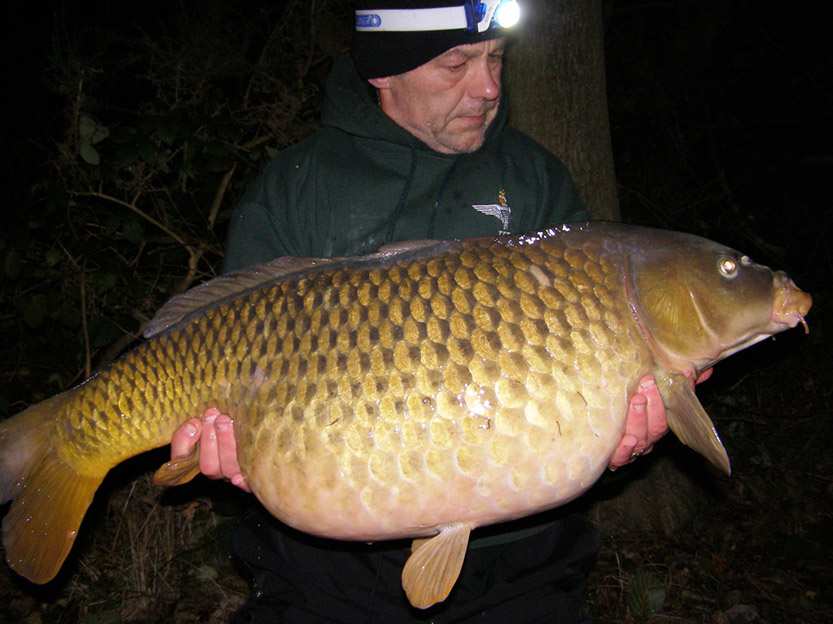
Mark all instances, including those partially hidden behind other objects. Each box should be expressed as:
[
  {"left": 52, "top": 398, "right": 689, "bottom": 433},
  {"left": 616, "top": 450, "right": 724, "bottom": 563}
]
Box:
[
  {"left": 0, "top": 0, "right": 352, "bottom": 417},
  {"left": 78, "top": 115, "right": 110, "bottom": 165},
  {"left": 627, "top": 570, "right": 666, "bottom": 622}
]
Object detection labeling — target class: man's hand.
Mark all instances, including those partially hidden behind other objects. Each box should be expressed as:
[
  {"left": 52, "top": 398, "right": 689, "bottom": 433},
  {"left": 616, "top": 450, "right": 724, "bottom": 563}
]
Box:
[
  {"left": 170, "top": 407, "right": 250, "bottom": 492},
  {"left": 607, "top": 370, "right": 713, "bottom": 470}
]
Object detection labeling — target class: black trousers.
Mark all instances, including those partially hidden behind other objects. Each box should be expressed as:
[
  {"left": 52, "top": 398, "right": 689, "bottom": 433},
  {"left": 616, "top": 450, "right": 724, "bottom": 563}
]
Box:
[{"left": 230, "top": 507, "right": 599, "bottom": 624}]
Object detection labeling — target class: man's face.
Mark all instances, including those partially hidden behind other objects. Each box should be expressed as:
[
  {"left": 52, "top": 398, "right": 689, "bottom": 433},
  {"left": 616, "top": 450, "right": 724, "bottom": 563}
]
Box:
[{"left": 371, "top": 38, "right": 505, "bottom": 154}]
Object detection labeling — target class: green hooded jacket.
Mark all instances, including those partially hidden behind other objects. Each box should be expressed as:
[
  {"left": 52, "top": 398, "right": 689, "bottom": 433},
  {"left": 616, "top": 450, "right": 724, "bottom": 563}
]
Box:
[{"left": 223, "top": 53, "right": 589, "bottom": 271}]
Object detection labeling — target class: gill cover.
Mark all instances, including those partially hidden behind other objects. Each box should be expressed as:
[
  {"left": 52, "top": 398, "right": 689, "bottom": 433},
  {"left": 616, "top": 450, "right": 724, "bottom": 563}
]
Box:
[{"left": 628, "top": 233, "right": 778, "bottom": 369}]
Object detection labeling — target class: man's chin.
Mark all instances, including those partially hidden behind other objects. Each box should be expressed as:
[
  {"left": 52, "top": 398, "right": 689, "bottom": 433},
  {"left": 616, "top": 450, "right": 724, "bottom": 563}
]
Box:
[{"left": 439, "top": 130, "right": 488, "bottom": 154}]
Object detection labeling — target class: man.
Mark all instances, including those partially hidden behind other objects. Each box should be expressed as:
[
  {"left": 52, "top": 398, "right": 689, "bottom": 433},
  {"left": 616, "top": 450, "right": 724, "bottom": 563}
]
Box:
[{"left": 172, "top": 2, "right": 681, "bottom": 621}]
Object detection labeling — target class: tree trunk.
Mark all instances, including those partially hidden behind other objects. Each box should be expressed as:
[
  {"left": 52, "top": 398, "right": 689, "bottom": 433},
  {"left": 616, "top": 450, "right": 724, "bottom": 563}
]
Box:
[
  {"left": 507, "top": 0, "right": 709, "bottom": 534},
  {"left": 506, "top": 0, "right": 619, "bottom": 220}
]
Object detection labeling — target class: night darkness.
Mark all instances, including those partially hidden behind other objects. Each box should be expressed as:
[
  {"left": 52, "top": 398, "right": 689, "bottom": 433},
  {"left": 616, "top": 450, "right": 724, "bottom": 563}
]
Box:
[{"left": 1, "top": 1, "right": 831, "bottom": 622}]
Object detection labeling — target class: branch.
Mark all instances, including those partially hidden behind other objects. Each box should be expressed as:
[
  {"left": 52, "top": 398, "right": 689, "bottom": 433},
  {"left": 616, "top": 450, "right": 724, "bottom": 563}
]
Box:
[
  {"left": 208, "top": 164, "right": 237, "bottom": 229},
  {"left": 74, "top": 190, "right": 191, "bottom": 248},
  {"left": 175, "top": 245, "right": 206, "bottom": 295},
  {"left": 80, "top": 268, "right": 91, "bottom": 378},
  {"left": 56, "top": 240, "right": 92, "bottom": 378}
]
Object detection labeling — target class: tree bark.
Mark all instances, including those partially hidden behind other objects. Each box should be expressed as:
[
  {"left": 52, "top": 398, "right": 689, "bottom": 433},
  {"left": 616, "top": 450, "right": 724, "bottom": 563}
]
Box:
[{"left": 506, "top": 0, "right": 619, "bottom": 220}]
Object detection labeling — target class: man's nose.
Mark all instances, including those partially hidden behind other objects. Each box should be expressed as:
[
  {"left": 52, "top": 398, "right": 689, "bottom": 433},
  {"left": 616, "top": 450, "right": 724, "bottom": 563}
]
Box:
[{"left": 468, "top": 60, "right": 501, "bottom": 100}]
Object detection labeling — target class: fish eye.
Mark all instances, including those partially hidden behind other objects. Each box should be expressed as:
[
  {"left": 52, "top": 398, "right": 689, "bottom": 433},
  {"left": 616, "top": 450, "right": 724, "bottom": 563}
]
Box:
[{"left": 718, "top": 255, "right": 738, "bottom": 278}]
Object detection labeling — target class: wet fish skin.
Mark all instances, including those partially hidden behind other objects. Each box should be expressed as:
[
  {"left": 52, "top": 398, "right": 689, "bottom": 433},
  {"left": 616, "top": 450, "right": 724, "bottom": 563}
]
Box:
[
  {"left": 237, "top": 228, "right": 648, "bottom": 541},
  {"left": 0, "top": 222, "right": 811, "bottom": 607}
]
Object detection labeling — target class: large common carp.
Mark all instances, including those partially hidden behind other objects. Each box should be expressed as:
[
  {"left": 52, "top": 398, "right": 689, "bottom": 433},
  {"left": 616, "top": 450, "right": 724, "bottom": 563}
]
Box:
[{"left": 0, "top": 222, "right": 811, "bottom": 608}]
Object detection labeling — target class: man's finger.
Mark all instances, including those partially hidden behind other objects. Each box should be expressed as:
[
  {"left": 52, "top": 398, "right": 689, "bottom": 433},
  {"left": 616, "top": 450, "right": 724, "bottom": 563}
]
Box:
[
  {"left": 638, "top": 375, "right": 668, "bottom": 442},
  {"left": 625, "top": 391, "right": 650, "bottom": 451},
  {"left": 696, "top": 367, "right": 713, "bottom": 385},
  {"left": 198, "top": 412, "right": 222, "bottom": 479},
  {"left": 608, "top": 433, "right": 639, "bottom": 470},
  {"left": 214, "top": 414, "right": 242, "bottom": 480},
  {"left": 171, "top": 418, "right": 202, "bottom": 458}
]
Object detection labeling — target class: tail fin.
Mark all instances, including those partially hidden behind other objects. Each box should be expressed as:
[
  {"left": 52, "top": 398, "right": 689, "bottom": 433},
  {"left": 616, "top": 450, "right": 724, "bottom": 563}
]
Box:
[{"left": 0, "top": 393, "right": 105, "bottom": 584}]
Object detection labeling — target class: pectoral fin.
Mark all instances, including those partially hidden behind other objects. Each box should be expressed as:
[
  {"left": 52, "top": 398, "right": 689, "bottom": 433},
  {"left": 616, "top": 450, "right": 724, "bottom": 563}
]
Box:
[
  {"left": 153, "top": 443, "right": 201, "bottom": 486},
  {"left": 402, "top": 522, "right": 472, "bottom": 609},
  {"left": 656, "top": 372, "right": 731, "bottom": 475}
]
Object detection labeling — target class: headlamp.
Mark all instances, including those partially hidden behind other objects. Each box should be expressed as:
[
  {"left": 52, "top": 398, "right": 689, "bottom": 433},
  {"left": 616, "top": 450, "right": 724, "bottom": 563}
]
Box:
[{"left": 356, "top": 1, "right": 521, "bottom": 34}]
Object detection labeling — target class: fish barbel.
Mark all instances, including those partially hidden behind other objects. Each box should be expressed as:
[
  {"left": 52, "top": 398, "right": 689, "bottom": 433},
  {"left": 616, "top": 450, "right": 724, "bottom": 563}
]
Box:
[{"left": 0, "top": 222, "right": 812, "bottom": 607}]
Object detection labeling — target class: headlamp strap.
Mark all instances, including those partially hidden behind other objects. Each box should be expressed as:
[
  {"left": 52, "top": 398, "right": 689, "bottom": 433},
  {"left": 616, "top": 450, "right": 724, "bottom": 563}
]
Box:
[
  {"left": 356, "top": 1, "right": 518, "bottom": 34},
  {"left": 356, "top": 6, "right": 467, "bottom": 32}
]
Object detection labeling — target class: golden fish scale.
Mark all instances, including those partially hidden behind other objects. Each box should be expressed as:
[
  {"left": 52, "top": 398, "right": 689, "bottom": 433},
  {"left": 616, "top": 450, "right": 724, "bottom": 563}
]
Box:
[
  {"left": 51, "top": 234, "right": 650, "bottom": 536},
  {"left": 229, "top": 236, "right": 652, "bottom": 539},
  {"left": 56, "top": 310, "right": 238, "bottom": 471}
]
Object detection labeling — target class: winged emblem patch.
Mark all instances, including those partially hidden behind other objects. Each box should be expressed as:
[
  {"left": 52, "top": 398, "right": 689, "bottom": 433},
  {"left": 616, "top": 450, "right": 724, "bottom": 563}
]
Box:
[{"left": 472, "top": 188, "right": 512, "bottom": 234}]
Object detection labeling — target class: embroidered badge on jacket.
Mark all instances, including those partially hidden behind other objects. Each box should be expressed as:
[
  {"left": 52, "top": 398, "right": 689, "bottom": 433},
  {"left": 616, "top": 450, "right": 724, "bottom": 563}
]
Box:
[{"left": 472, "top": 189, "right": 512, "bottom": 235}]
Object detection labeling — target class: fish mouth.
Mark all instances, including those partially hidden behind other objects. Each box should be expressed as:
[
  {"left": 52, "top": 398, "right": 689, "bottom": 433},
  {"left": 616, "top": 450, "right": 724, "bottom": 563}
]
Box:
[
  {"left": 772, "top": 276, "right": 813, "bottom": 334},
  {"left": 685, "top": 273, "right": 813, "bottom": 371}
]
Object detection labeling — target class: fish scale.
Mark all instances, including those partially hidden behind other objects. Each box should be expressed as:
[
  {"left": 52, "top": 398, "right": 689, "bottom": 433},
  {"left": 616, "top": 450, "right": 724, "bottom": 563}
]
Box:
[
  {"left": 228, "top": 233, "right": 639, "bottom": 545},
  {"left": 0, "top": 222, "right": 812, "bottom": 609}
]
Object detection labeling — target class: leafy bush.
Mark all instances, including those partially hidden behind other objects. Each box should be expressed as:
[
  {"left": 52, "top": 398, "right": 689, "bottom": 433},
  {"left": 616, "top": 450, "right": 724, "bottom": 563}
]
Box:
[{"left": 1, "top": 0, "right": 352, "bottom": 416}]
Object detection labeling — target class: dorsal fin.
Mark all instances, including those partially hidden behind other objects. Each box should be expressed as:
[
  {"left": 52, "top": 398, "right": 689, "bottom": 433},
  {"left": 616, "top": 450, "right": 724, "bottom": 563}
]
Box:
[
  {"left": 377, "top": 239, "right": 443, "bottom": 255},
  {"left": 143, "top": 257, "right": 329, "bottom": 338}
]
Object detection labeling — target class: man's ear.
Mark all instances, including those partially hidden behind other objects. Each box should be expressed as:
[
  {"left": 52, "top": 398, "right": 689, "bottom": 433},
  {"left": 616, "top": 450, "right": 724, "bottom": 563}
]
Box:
[{"left": 368, "top": 76, "right": 392, "bottom": 90}]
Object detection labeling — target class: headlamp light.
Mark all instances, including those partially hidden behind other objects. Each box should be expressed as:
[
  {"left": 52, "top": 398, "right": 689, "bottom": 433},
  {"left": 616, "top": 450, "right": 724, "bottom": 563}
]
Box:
[{"left": 356, "top": 1, "right": 521, "bottom": 34}]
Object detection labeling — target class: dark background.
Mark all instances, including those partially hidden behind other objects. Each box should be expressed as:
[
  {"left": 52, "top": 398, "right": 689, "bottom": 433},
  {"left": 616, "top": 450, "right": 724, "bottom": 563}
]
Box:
[{"left": 1, "top": 1, "right": 830, "bottom": 622}]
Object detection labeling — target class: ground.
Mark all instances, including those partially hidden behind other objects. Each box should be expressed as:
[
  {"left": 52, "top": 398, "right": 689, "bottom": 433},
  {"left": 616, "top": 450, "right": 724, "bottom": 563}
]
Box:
[{"left": 587, "top": 334, "right": 832, "bottom": 623}]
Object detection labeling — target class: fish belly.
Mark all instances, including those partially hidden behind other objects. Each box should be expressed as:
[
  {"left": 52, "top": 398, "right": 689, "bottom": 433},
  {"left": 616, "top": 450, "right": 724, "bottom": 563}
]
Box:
[{"left": 229, "top": 236, "right": 653, "bottom": 540}]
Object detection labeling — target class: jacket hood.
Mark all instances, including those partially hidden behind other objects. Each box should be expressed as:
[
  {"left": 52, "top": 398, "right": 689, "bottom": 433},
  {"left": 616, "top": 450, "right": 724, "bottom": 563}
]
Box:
[{"left": 319, "top": 53, "right": 508, "bottom": 155}]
